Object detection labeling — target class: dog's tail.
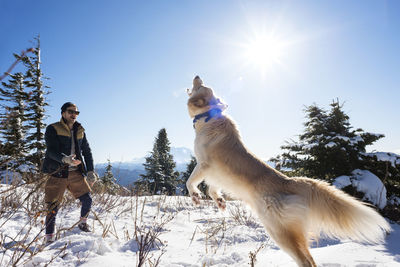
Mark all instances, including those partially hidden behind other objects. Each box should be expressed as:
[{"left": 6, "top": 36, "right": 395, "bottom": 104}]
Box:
[{"left": 303, "top": 177, "right": 391, "bottom": 243}]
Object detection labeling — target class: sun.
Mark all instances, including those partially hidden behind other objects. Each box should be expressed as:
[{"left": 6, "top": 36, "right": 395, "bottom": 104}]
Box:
[{"left": 242, "top": 34, "right": 287, "bottom": 74}]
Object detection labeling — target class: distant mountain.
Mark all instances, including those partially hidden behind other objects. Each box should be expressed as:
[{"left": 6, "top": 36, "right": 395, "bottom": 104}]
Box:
[
  {"left": 170, "top": 147, "right": 194, "bottom": 164},
  {"left": 95, "top": 147, "right": 194, "bottom": 186}
]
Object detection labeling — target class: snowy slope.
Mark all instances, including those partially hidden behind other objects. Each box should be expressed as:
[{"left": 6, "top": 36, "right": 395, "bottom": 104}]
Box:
[{"left": 1, "top": 186, "right": 399, "bottom": 267}]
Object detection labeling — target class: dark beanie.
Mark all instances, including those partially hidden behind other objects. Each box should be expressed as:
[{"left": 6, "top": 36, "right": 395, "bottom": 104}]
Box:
[{"left": 61, "top": 102, "right": 76, "bottom": 114}]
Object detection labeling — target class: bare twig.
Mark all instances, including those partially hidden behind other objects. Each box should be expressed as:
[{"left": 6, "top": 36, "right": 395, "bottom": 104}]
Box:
[{"left": 0, "top": 48, "right": 34, "bottom": 81}]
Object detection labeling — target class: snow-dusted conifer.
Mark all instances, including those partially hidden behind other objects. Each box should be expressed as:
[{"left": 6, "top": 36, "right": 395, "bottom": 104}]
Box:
[
  {"left": 0, "top": 72, "right": 30, "bottom": 171},
  {"left": 272, "top": 100, "right": 384, "bottom": 180},
  {"left": 137, "top": 128, "right": 179, "bottom": 195},
  {"left": 20, "top": 36, "right": 50, "bottom": 170},
  {"left": 136, "top": 148, "right": 163, "bottom": 194},
  {"left": 181, "top": 156, "right": 208, "bottom": 196},
  {"left": 181, "top": 156, "right": 196, "bottom": 195},
  {"left": 101, "top": 159, "right": 117, "bottom": 185},
  {"left": 360, "top": 152, "right": 400, "bottom": 199}
]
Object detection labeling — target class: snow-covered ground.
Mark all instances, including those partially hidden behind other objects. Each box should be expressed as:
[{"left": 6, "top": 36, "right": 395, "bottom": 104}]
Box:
[
  {"left": 333, "top": 169, "right": 388, "bottom": 209},
  {"left": 0, "top": 186, "right": 399, "bottom": 267}
]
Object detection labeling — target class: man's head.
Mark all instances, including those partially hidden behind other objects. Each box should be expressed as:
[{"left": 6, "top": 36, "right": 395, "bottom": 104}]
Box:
[{"left": 61, "top": 102, "right": 79, "bottom": 125}]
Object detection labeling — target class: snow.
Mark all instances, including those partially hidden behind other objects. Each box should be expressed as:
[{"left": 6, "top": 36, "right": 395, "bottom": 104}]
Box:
[
  {"left": 328, "top": 134, "right": 364, "bottom": 146},
  {"left": 362, "top": 152, "right": 400, "bottom": 168},
  {"left": 352, "top": 135, "right": 364, "bottom": 143},
  {"left": 332, "top": 175, "right": 351, "bottom": 188},
  {"left": 389, "top": 195, "right": 400, "bottom": 206},
  {"left": 1, "top": 184, "right": 399, "bottom": 266},
  {"left": 299, "top": 132, "right": 368, "bottom": 151},
  {"left": 303, "top": 143, "right": 318, "bottom": 150},
  {"left": 351, "top": 169, "right": 387, "bottom": 209},
  {"left": 325, "top": 142, "right": 336, "bottom": 148},
  {"left": 335, "top": 135, "right": 351, "bottom": 142},
  {"left": 333, "top": 169, "right": 387, "bottom": 209}
]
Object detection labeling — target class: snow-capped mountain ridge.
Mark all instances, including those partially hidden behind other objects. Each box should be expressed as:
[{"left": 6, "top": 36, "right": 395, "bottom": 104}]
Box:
[
  {"left": 95, "top": 147, "right": 193, "bottom": 168},
  {"left": 95, "top": 147, "right": 193, "bottom": 186}
]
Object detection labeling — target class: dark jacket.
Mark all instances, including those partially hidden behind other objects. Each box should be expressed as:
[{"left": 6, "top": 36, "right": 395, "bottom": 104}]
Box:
[{"left": 42, "top": 118, "right": 94, "bottom": 178}]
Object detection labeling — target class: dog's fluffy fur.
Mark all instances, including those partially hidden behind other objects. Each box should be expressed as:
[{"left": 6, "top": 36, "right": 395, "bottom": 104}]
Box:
[{"left": 186, "top": 76, "right": 391, "bottom": 267}]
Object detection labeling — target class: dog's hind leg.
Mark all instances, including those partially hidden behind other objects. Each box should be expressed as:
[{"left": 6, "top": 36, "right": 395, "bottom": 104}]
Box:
[
  {"left": 256, "top": 197, "right": 316, "bottom": 267},
  {"left": 263, "top": 221, "right": 316, "bottom": 267},
  {"left": 208, "top": 185, "right": 226, "bottom": 210},
  {"left": 186, "top": 162, "right": 209, "bottom": 205}
]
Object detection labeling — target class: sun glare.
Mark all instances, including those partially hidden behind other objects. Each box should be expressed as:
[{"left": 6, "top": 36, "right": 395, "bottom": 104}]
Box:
[{"left": 243, "top": 34, "right": 287, "bottom": 74}]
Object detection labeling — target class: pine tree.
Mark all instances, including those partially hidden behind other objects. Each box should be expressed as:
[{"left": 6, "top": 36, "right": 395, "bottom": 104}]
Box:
[
  {"left": 0, "top": 36, "right": 50, "bottom": 172},
  {"left": 181, "top": 156, "right": 207, "bottom": 196},
  {"left": 360, "top": 152, "right": 400, "bottom": 198},
  {"left": 137, "top": 128, "right": 179, "bottom": 195},
  {"left": 101, "top": 159, "right": 117, "bottom": 186},
  {"left": 181, "top": 156, "right": 196, "bottom": 195},
  {"left": 0, "top": 83, "right": 5, "bottom": 164},
  {"left": 156, "top": 128, "right": 180, "bottom": 194},
  {"left": 0, "top": 72, "right": 30, "bottom": 171},
  {"left": 21, "top": 36, "right": 50, "bottom": 170},
  {"left": 271, "top": 100, "right": 384, "bottom": 180},
  {"left": 274, "top": 104, "right": 329, "bottom": 178},
  {"left": 136, "top": 148, "right": 162, "bottom": 194}
]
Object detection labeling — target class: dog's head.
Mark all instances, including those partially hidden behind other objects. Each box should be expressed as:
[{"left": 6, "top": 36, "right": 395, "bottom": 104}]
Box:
[{"left": 187, "top": 76, "right": 227, "bottom": 118}]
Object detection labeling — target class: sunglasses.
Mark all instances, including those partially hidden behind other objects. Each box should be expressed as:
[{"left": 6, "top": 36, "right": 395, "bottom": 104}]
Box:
[{"left": 66, "top": 109, "right": 80, "bottom": 115}]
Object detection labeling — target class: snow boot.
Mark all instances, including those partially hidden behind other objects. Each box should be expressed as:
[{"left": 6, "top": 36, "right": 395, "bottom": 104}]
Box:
[
  {"left": 45, "top": 234, "right": 55, "bottom": 244},
  {"left": 78, "top": 222, "right": 91, "bottom": 232},
  {"left": 78, "top": 217, "right": 91, "bottom": 232}
]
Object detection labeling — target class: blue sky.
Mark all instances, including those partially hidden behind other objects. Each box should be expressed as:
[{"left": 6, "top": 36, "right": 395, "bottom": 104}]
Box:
[{"left": 1, "top": 0, "right": 399, "bottom": 163}]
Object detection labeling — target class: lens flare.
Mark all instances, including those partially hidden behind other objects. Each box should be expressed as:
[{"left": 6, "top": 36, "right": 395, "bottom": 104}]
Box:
[{"left": 243, "top": 34, "right": 287, "bottom": 74}]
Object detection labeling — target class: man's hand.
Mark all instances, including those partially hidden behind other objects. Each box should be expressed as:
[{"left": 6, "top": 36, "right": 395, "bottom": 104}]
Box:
[
  {"left": 87, "top": 171, "right": 99, "bottom": 186},
  {"left": 62, "top": 154, "right": 81, "bottom": 166}
]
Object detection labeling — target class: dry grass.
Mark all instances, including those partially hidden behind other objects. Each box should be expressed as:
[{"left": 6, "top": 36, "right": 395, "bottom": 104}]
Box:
[
  {"left": 228, "top": 202, "right": 260, "bottom": 228},
  {"left": 1, "top": 169, "right": 267, "bottom": 266},
  {"left": 0, "top": 171, "right": 179, "bottom": 267},
  {"left": 248, "top": 243, "right": 266, "bottom": 267}
]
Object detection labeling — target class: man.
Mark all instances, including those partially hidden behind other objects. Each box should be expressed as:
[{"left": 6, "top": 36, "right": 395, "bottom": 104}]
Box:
[{"left": 42, "top": 102, "right": 99, "bottom": 243}]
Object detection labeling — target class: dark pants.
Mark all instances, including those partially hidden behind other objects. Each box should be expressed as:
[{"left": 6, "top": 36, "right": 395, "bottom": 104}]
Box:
[{"left": 45, "top": 192, "right": 92, "bottom": 234}]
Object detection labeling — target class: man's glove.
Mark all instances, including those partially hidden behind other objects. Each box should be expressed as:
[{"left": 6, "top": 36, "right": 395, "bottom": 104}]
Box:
[
  {"left": 62, "top": 154, "right": 81, "bottom": 166},
  {"left": 87, "top": 171, "right": 99, "bottom": 184}
]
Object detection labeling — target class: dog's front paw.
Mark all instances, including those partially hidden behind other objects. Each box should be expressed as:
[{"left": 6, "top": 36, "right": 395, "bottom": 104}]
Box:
[
  {"left": 190, "top": 191, "right": 202, "bottom": 205},
  {"left": 216, "top": 197, "right": 226, "bottom": 211}
]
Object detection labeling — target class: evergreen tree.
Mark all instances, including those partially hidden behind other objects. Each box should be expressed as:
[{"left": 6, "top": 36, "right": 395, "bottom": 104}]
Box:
[
  {"left": 137, "top": 128, "right": 179, "bottom": 195},
  {"left": 0, "top": 72, "right": 30, "bottom": 171},
  {"left": 181, "top": 156, "right": 196, "bottom": 195},
  {"left": 136, "top": 148, "right": 162, "bottom": 194},
  {"left": 271, "top": 100, "right": 384, "bottom": 180},
  {"left": 0, "top": 36, "right": 50, "bottom": 172},
  {"left": 181, "top": 156, "right": 208, "bottom": 196},
  {"left": 101, "top": 159, "right": 117, "bottom": 186},
  {"left": 274, "top": 104, "right": 329, "bottom": 178},
  {"left": 21, "top": 36, "right": 50, "bottom": 170},
  {"left": 156, "top": 128, "right": 180, "bottom": 194},
  {"left": 360, "top": 152, "right": 400, "bottom": 198}
]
